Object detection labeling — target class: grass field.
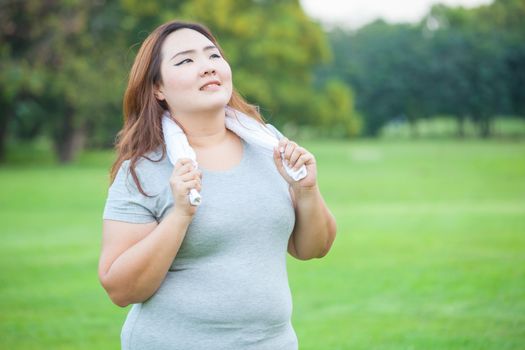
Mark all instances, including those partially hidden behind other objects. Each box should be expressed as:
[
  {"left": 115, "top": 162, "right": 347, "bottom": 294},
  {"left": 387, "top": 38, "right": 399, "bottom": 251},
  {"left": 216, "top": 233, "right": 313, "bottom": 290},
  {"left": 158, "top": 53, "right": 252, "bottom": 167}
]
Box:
[{"left": 1, "top": 139, "right": 524, "bottom": 349}]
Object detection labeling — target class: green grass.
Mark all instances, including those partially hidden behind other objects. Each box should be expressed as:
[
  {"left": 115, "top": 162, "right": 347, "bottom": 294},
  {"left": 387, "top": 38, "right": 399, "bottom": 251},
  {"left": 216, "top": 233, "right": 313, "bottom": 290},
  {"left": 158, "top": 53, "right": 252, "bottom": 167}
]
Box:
[
  {"left": 380, "top": 116, "right": 525, "bottom": 139},
  {"left": 1, "top": 139, "right": 524, "bottom": 349}
]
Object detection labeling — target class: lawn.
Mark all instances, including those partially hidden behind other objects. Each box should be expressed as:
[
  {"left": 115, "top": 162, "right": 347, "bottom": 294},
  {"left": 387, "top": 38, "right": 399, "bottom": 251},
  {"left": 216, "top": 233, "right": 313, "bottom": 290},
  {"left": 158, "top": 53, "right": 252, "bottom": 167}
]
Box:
[{"left": 1, "top": 139, "right": 524, "bottom": 349}]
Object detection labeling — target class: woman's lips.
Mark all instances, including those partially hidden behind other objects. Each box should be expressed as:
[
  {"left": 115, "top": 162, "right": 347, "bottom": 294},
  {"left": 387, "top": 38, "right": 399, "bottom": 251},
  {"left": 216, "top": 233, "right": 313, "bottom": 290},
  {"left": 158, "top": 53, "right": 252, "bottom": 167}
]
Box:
[
  {"left": 200, "top": 80, "right": 221, "bottom": 91},
  {"left": 200, "top": 83, "right": 221, "bottom": 91}
]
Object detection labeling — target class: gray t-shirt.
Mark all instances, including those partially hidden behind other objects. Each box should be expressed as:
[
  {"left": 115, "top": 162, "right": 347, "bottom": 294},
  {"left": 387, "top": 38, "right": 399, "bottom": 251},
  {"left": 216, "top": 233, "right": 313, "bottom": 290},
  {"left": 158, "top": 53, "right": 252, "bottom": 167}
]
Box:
[{"left": 102, "top": 125, "right": 298, "bottom": 349}]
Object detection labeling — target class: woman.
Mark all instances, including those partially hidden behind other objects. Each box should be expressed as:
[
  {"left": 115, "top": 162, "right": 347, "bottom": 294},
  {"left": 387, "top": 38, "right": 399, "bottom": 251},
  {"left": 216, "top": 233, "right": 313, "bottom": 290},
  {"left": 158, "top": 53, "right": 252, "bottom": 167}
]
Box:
[{"left": 99, "top": 20, "right": 337, "bottom": 350}]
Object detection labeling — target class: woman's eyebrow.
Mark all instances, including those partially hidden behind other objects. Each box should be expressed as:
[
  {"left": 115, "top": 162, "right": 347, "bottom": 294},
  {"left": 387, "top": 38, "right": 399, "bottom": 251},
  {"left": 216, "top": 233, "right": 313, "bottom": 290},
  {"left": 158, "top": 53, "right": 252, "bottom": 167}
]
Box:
[{"left": 170, "top": 45, "right": 217, "bottom": 61}]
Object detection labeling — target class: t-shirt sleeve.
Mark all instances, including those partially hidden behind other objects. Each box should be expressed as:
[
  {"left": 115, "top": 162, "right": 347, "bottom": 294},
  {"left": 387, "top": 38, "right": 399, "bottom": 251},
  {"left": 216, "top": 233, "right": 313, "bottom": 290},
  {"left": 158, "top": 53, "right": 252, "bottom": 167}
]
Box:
[{"left": 102, "top": 160, "right": 158, "bottom": 224}]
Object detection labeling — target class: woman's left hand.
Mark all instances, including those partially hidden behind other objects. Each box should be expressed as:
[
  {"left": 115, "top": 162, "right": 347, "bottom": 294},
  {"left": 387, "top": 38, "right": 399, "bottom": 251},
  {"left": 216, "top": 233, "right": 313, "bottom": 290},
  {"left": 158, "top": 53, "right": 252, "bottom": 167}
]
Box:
[{"left": 273, "top": 137, "right": 317, "bottom": 190}]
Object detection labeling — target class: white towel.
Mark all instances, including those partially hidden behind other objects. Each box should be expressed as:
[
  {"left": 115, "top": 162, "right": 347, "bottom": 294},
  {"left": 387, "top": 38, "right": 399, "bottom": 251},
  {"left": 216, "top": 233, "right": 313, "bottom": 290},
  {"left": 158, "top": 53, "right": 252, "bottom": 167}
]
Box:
[{"left": 162, "top": 106, "right": 307, "bottom": 206}]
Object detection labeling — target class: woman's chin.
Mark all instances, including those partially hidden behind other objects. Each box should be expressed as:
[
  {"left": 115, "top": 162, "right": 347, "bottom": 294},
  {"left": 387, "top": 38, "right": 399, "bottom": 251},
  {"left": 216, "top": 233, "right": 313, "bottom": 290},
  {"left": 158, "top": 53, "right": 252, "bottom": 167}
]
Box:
[
  {"left": 193, "top": 103, "right": 228, "bottom": 114},
  {"left": 200, "top": 97, "right": 231, "bottom": 112}
]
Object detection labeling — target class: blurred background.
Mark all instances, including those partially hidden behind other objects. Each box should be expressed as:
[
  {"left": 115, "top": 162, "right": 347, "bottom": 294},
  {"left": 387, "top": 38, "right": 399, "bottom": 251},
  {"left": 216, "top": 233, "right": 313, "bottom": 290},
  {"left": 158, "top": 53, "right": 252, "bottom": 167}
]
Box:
[{"left": 1, "top": 0, "right": 524, "bottom": 349}]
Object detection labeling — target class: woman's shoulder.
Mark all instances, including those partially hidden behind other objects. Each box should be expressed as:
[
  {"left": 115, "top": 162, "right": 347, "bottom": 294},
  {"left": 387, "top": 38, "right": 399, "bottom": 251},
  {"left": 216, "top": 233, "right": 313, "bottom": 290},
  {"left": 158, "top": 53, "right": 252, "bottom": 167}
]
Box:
[
  {"left": 115, "top": 146, "right": 171, "bottom": 196},
  {"left": 104, "top": 146, "right": 169, "bottom": 223},
  {"left": 140, "top": 145, "right": 169, "bottom": 168}
]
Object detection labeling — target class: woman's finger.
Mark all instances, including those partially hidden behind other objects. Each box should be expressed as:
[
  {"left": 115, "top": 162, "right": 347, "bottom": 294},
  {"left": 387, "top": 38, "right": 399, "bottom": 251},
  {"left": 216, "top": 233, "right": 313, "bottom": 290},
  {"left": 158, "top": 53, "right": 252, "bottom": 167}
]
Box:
[
  {"left": 289, "top": 146, "right": 305, "bottom": 166},
  {"left": 182, "top": 179, "right": 200, "bottom": 192},
  {"left": 283, "top": 141, "right": 297, "bottom": 161},
  {"left": 180, "top": 169, "right": 201, "bottom": 182},
  {"left": 293, "top": 153, "right": 313, "bottom": 170},
  {"left": 273, "top": 146, "right": 294, "bottom": 183},
  {"left": 174, "top": 158, "right": 193, "bottom": 168},
  {"left": 175, "top": 162, "right": 194, "bottom": 175},
  {"left": 190, "top": 182, "right": 201, "bottom": 194},
  {"left": 278, "top": 138, "right": 289, "bottom": 156}
]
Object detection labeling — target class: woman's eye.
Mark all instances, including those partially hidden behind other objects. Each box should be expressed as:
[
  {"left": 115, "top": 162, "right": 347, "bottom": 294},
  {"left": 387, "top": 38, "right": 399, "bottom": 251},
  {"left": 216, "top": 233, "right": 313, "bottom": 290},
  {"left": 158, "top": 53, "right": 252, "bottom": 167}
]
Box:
[
  {"left": 175, "top": 58, "right": 192, "bottom": 66},
  {"left": 210, "top": 53, "right": 221, "bottom": 59}
]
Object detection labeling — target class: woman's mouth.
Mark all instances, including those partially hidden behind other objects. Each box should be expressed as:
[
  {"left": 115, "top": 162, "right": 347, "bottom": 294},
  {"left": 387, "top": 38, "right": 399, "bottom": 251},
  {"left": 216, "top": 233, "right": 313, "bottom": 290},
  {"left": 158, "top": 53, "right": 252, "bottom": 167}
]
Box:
[{"left": 200, "top": 80, "right": 221, "bottom": 91}]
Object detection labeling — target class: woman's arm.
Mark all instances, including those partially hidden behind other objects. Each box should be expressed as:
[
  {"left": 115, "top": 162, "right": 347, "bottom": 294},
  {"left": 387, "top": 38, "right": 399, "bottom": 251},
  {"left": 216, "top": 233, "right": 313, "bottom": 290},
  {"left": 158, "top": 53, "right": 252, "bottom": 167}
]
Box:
[
  {"left": 287, "top": 185, "right": 337, "bottom": 260},
  {"left": 272, "top": 138, "right": 337, "bottom": 260},
  {"left": 99, "top": 158, "right": 201, "bottom": 307},
  {"left": 98, "top": 212, "right": 192, "bottom": 307}
]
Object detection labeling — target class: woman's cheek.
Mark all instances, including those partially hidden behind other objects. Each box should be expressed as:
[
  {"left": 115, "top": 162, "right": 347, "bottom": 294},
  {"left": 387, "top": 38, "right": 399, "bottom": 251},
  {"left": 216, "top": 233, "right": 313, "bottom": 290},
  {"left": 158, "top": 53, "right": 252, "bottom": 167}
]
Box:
[
  {"left": 220, "top": 63, "right": 233, "bottom": 92},
  {"left": 220, "top": 60, "right": 232, "bottom": 78}
]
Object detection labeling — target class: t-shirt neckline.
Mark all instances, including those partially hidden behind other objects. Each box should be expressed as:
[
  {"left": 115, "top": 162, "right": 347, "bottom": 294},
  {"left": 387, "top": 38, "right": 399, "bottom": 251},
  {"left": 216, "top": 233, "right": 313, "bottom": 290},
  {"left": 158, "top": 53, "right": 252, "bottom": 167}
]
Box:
[{"left": 199, "top": 138, "right": 248, "bottom": 175}]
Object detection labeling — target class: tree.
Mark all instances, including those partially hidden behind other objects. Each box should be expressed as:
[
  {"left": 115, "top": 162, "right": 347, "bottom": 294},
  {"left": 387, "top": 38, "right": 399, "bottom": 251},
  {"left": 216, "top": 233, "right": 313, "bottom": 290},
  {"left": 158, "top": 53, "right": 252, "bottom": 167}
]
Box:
[
  {"left": 177, "top": 0, "right": 332, "bottom": 128},
  {"left": 424, "top": 4, "right": 512, "bottom": 138},
  {"left": 1, "top": 0, "right": 348, "bottom": 162},
  {"left": 323, "top": 21, "right": 431, "bottom": 136},
  {"left": 0, "top": 0, "right": 127, "bottom": 162},
  {"left": 319, "top": 0, "right": 525, "bottom": 138},
  {"left": 314, "top": 79, "right": 361, "bottom": 137}
]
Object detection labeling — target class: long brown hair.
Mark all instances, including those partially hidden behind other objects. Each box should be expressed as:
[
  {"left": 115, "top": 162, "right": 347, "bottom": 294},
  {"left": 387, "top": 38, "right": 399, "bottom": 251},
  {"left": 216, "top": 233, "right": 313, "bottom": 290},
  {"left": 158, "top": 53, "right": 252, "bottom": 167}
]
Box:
[{"left": 110, "top": 20, "right": 264, "bottom": 196}]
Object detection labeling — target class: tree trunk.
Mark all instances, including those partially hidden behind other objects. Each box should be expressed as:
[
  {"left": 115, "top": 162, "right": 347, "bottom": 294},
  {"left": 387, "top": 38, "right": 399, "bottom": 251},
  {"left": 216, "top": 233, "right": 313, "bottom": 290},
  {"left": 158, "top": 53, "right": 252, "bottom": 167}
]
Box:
[
  {"left": 54, "top": 107, "right": 86, "bottom": 163},
  {"left": 456, "top": 115, "right": 466, "bottom": 138},
  {"left": 478, "top": 118, "right": 492, "bottom": 139},
  {"left": 0, "top": 103, "right": 12, "bottom": 163},
  {"left": 409, "top": 117, "right": 418, "bottom": 139}
]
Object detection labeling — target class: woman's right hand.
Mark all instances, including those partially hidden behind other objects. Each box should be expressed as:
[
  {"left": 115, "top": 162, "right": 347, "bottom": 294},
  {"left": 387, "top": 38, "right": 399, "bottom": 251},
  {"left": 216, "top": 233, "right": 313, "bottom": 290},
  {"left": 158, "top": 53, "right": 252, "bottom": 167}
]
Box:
[{"left": 169, "top": 158, "right": 202, "bottom": 218}]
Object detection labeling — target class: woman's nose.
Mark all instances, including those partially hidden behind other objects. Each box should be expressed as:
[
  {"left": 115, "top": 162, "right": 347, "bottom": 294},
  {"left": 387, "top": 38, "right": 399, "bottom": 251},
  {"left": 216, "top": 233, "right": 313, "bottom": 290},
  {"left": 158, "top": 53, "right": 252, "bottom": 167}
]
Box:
[
  {"left": 200, "top": 61, "right": 216, "bottom": 76},
  {"left": 200, "top": 67, "right": 216, "bottom": 76}
]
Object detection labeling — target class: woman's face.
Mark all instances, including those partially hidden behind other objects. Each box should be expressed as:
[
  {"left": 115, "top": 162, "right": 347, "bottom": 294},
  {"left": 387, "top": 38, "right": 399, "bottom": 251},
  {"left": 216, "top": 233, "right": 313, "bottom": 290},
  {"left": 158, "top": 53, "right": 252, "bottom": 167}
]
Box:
[{"left": 156, "top": 28, "right": 233, "bottom": 115}]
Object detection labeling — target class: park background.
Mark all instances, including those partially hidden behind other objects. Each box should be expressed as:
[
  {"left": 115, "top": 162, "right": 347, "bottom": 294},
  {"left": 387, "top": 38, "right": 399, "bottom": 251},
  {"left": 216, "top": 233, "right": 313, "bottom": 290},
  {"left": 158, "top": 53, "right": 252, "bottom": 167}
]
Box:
[{"left": 1, "top": 0, "right": 524, "bottom": 349}]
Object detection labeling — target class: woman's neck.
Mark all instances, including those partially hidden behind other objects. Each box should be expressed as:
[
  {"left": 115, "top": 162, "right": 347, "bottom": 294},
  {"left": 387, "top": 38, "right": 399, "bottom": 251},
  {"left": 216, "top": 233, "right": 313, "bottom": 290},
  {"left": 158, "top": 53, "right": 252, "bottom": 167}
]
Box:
[{"left": 172, "top": 108, "right": 228, "bottom": 149}]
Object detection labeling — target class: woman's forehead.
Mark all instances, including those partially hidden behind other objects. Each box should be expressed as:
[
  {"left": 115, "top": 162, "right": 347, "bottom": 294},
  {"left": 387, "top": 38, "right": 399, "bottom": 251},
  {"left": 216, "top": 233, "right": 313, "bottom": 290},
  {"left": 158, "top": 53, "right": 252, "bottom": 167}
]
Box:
[{"left": 162, "top": 28, "right": 214, "bottom": 55}]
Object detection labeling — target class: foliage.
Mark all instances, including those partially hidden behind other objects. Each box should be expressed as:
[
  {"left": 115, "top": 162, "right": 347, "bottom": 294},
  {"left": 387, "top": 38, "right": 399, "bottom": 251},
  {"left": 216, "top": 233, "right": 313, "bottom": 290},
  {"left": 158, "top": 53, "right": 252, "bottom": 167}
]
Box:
[
  {"left": 319, "top": 0, "right": 525, "bottom": 137},
  {"left": 0, "top": 0, "right": 127, "bottom": 161},
  {"left": 3, "top": 0, "right": 524, "bottom": 162},
  {"left": 0, "top": 0, "right": 362, "bottom": 163}
]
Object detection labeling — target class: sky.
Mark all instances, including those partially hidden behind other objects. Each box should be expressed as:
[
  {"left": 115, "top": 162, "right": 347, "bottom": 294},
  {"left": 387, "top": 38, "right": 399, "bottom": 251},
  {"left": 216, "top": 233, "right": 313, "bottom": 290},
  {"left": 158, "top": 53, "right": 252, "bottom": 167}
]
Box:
[{"left": 300, "top": 0, "right": 493, "bottom": 29}]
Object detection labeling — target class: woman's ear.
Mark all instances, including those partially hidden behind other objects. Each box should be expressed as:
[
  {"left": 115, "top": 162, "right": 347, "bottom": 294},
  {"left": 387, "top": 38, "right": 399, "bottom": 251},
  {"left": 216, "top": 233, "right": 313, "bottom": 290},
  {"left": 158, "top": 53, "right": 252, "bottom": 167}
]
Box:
[{"left": 154, "top": 85, "right": 165, "bottom": 101}]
